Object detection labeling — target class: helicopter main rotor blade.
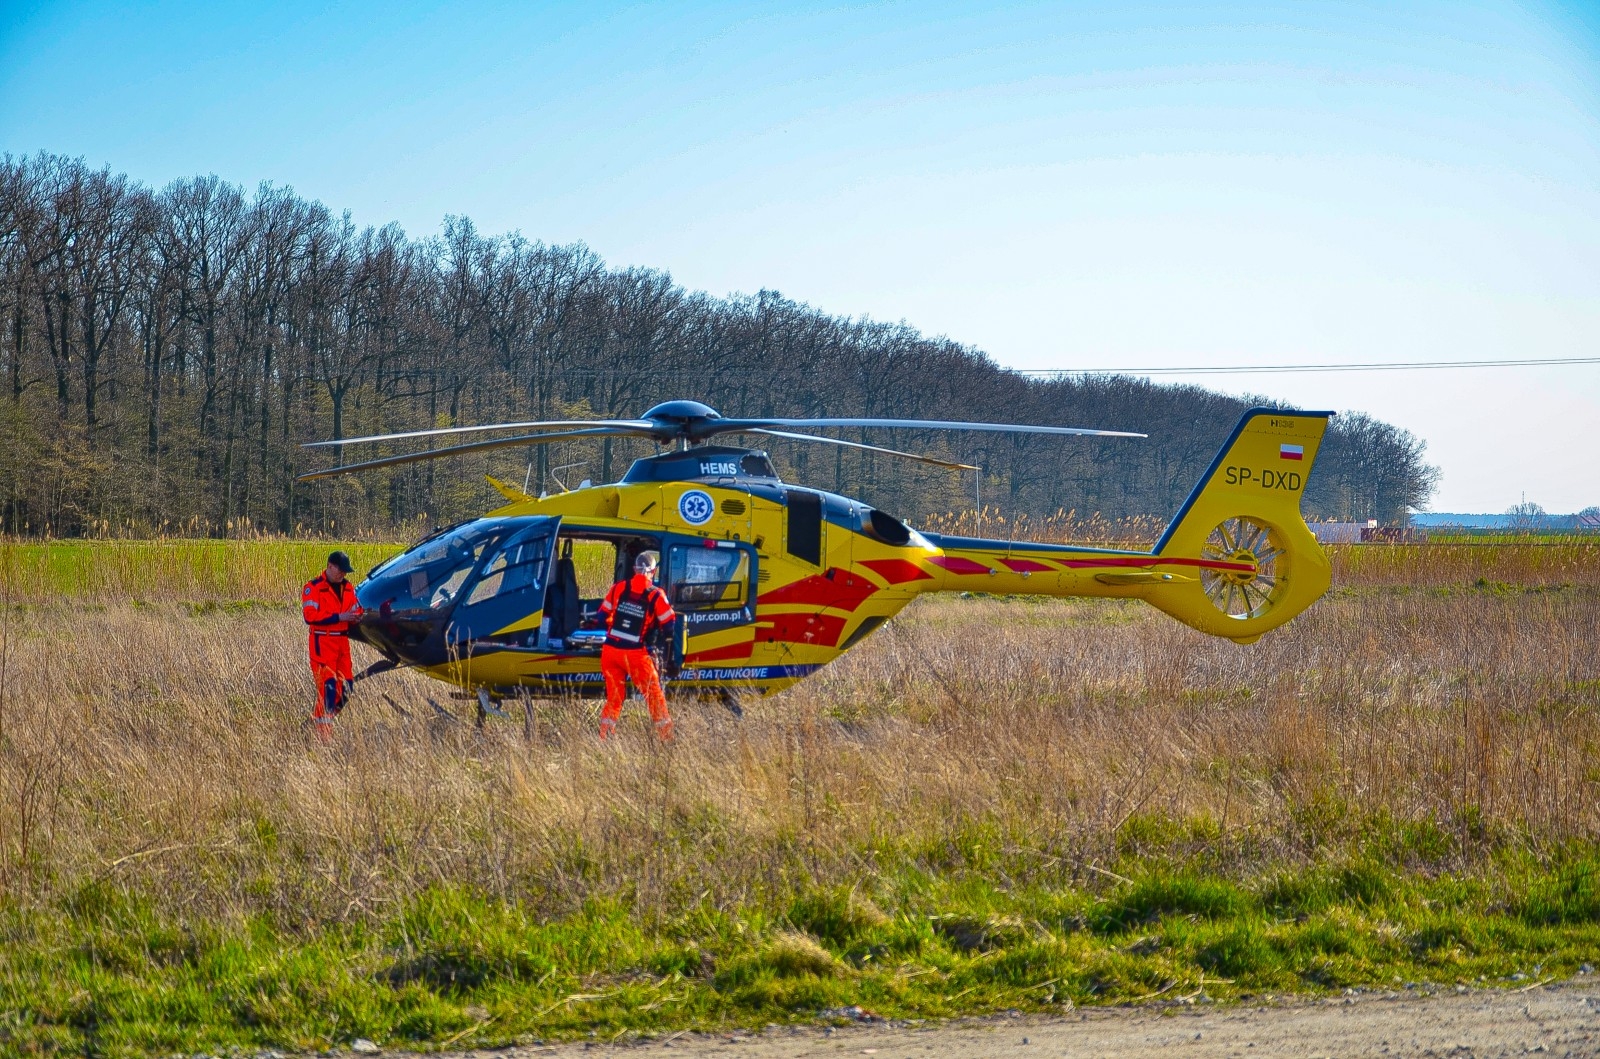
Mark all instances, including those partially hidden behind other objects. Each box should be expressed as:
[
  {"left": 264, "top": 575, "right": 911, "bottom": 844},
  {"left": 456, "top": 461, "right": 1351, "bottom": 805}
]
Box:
[
  {"left": 708, "top": 417, "right": 1146, "bottom": 439},
  {"left": 296, "top": 427, "right": 634, "bottom": 481},
  {"left": 303, "top": 419, "right": 656, "bottom": 448},
  {"left": 745, "top": 429, "right": 980, "bottom": 472}
]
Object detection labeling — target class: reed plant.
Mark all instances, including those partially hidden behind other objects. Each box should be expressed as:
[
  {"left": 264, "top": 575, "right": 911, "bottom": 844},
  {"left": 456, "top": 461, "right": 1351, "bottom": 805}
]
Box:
[{"left": 1327, "top": 540, "right": 1600, "bottom": 587}]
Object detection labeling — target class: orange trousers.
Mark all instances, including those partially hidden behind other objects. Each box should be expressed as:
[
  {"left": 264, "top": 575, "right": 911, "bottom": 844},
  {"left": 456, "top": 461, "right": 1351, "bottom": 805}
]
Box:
[
  {"left": 309, "top": 633, "right": 353, "bottom": 742},
  {"left": 599, "top": 644, "right": 672, "bottom": 740}
]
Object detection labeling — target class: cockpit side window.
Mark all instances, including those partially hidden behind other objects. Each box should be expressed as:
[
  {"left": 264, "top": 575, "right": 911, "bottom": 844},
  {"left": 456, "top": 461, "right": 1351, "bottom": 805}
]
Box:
[{"left": 465, "top": 532, "right": 550, "bottom": 606}]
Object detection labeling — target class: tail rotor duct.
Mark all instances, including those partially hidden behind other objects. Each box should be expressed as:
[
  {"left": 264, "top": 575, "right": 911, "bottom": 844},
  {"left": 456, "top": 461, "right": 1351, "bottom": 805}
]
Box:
[{"left": 1199, "top": 516, "right": 1286, "bottom": 620}]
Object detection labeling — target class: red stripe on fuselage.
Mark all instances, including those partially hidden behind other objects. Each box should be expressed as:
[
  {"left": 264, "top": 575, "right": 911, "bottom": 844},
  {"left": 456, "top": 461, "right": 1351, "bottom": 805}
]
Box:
[
  {"left": 860, "top": 558, "right": 934, "bottom": 585},
  {"left": 685, "top": 641, "right": 756, "bottom": 663},
  {"left": 1055, "top": 555, "right": 1256, "bottom": 573},
  {"left": 938, "top": 553, "right": 1257, "bottom": 574},
  {"left": 758, "top": 568, "right": 878, "bottom": 611},
  {"left": 928, "top": 555, "right": 992, "bottom": 575},
  {"left": 759, "top": 612, "right": 847, "bottom": 647}
]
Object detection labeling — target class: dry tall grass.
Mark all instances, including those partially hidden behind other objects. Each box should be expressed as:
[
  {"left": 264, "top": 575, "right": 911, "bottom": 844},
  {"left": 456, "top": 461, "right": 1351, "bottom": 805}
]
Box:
[
  {"left": 2, "top": 574, "right": 1596, "bottom": 928},
  {"left": 1327, "top": 541, "right": 1600, "bottom": 587}
]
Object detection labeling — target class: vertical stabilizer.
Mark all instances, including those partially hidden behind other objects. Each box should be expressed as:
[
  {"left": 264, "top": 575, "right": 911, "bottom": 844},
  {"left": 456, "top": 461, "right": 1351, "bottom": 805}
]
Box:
[{"left": 1147, "top": 408, "right": 1335, "bottom": 642}]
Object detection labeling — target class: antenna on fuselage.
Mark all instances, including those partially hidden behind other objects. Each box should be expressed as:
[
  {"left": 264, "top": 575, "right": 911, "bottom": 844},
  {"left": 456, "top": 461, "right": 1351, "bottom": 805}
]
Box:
[{"left": 547, "top": 462, "right": 587, "bottom": 495}]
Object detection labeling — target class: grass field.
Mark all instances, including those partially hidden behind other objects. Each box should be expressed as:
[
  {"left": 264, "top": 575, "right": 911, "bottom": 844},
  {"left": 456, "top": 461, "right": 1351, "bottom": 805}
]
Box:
[
  {"left": 0, "top": 539, "right": 403, "bottom": 604},
  {"left": 2, "top": 537, "right": 1599, "bottom": 1056}
]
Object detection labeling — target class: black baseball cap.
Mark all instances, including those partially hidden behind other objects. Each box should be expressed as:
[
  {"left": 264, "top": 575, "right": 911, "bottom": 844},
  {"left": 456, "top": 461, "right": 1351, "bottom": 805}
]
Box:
[{"left": 328, "top": 550, "right": 353, "bottom": 573}]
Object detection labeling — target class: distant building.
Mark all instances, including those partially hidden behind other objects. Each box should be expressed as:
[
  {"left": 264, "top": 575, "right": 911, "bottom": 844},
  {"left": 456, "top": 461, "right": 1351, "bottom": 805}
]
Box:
[
  {"left": 1311, "top": 520, "right": 1426, "bottom": 544},
  {"left": 1361, "top": 526, "right": 1423, "bottom": 543},
  {"left": 1311, "top": 522, "right": 1366, "bottom": 544}
]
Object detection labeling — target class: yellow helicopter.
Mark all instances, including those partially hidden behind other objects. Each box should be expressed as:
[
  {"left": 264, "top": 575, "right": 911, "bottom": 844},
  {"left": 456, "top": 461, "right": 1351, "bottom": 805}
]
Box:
[{"left": 299, "top": 401, "right": 1332, "bottom": 707}]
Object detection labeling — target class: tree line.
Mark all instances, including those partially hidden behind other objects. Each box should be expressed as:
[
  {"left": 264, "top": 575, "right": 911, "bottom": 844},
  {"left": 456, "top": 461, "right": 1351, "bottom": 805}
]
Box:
[{"left": 0, "top": 152, "right": 1438, "bottom": 538}]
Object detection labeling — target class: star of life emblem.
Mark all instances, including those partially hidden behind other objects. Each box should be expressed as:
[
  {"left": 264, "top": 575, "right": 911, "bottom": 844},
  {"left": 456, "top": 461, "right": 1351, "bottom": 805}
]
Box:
[{"left": 679, "top": 489, "right": 714, "bottom": 525}]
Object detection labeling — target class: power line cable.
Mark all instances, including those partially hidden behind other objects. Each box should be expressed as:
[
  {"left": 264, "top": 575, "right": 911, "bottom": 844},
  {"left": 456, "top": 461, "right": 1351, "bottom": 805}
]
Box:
[{"left": 1016, "top": 356, "right": 1600, "bottom": 376}]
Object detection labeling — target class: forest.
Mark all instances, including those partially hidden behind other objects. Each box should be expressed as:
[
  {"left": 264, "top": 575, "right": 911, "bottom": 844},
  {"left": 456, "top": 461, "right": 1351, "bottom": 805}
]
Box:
[{"left": 0, "top": 152, "right": 1438, "bottom": 538}]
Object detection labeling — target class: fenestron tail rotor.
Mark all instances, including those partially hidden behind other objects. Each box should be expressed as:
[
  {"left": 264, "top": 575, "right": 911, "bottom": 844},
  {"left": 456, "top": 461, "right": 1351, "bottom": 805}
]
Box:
[
  {"left": 295, "top": 399, "right": 1144, "bottom": 481},
  {"left": 1198, "top": 516, "right": 1286, "bottom": 620}
]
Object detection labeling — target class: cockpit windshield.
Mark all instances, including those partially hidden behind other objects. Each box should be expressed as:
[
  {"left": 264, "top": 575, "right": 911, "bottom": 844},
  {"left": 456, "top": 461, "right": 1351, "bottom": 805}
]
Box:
[{"left": 362, "top": 520, "right": 505, "bottom": 614}]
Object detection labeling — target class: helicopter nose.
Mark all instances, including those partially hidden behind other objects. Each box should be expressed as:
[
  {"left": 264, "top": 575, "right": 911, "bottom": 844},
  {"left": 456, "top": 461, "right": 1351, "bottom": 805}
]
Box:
[
  {"left": 348, "top": 604, "right": 451, "bottom": 669},
  {"left": 347, "top": 615, "right": 384, "bottom": 652}
]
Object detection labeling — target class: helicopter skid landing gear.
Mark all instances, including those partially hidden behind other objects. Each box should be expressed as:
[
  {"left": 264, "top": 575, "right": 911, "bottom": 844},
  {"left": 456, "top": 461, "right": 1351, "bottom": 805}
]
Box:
[
  {"left": 476, "top": 687, "right": 510, "bottom": 727},
  {"left": 719, "top": 688, "right": 748, "bottom": 719}
]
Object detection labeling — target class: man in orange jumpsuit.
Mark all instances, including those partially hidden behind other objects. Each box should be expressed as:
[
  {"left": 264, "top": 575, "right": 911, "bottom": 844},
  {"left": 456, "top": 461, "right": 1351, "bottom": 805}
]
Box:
[
  {"left": 597, "top": 551, "right": 677, "bottom": 741},
  {"left": 302, "top": 550, "right": 363, "bottom": 741}
]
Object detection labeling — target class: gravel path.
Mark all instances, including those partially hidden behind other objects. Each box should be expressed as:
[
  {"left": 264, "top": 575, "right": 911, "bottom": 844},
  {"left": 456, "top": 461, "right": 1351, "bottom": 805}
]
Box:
[{"left": 426, "top": 979, "right": 1600, "bottom": 1058}]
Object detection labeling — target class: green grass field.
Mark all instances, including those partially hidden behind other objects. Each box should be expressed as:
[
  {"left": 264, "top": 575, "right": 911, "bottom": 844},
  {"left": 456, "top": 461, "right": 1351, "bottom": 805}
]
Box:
[
  {"left": 1, "top": 538, "right": 1598, "bottom": 1055},
  {"left": 0, "top": 539, "right": 403, "bottom": 604},
  {"left": 0, "top": 537, "right": 630, "bottom": 605},
  {"left": 11, "top": 843, "right": 1600, "bottom": 1055}
]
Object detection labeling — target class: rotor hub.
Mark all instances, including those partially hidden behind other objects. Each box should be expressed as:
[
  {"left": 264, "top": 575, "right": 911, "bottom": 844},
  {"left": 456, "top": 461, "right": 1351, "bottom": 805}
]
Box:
[
  {"left": 640, "top": 400, "right": 723, "bottom": 444},
  {"left": 1218, "top": 549, "right": 1260, "bottom": 585}
]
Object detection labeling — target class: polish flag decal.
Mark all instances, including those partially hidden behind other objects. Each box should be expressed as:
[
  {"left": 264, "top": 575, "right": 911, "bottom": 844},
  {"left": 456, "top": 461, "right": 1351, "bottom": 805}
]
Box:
[{"left": 1280, "top": 444, "right": 1304, "bottom": 461}]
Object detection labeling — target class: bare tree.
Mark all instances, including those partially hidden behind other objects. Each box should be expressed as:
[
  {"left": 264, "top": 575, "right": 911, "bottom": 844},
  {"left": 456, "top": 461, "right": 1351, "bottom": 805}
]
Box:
[{"left": 0, "top": 151, "right": 1443, "bottom": 536}]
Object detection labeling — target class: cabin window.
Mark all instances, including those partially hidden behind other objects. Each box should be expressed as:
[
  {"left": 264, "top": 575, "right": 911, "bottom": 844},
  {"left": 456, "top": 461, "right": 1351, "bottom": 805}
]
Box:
[{"left": 667, "top": 544, "right": 748, "bottom": 607}]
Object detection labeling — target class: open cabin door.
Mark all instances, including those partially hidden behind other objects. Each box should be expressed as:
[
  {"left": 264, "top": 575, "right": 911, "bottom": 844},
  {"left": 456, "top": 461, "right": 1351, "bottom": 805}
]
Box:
[
  {"left": 447, "top": 516, "right": 561, "bottom": 648},
  {"left": 663, "top": 538, "right": 757, "bottom": 667}
]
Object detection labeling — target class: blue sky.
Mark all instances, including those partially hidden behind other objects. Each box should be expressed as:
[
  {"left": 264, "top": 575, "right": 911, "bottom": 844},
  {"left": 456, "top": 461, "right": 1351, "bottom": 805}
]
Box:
[{"left": 3, "top": 0, "right": 1597, "bottom": 511}]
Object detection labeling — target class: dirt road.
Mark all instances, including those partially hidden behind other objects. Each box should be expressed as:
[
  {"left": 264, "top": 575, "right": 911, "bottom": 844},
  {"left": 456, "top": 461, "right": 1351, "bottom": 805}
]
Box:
[{"left": 430, "top": 979, "right": 1600, "bottom": 1058}]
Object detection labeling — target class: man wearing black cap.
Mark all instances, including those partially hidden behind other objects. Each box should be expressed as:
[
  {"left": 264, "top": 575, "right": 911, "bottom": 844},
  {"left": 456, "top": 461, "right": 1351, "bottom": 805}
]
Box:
[{"left": 301, "top": 550, "right": 363, "bottom": 741}]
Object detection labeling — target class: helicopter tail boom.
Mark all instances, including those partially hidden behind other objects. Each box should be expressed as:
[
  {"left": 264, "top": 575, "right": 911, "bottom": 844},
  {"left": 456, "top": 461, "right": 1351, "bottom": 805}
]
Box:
[{"left": 917, "top": 407, "right": 1334, "bottom": 645}]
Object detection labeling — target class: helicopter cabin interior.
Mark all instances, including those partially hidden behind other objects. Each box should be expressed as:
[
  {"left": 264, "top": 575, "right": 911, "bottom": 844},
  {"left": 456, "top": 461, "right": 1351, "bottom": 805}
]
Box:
[
  {"left": 540, "top": 530, "right": 658, "bottom": 652},
  {"left": 520, "top": 527, "right": 755, "bottom": 659}
]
